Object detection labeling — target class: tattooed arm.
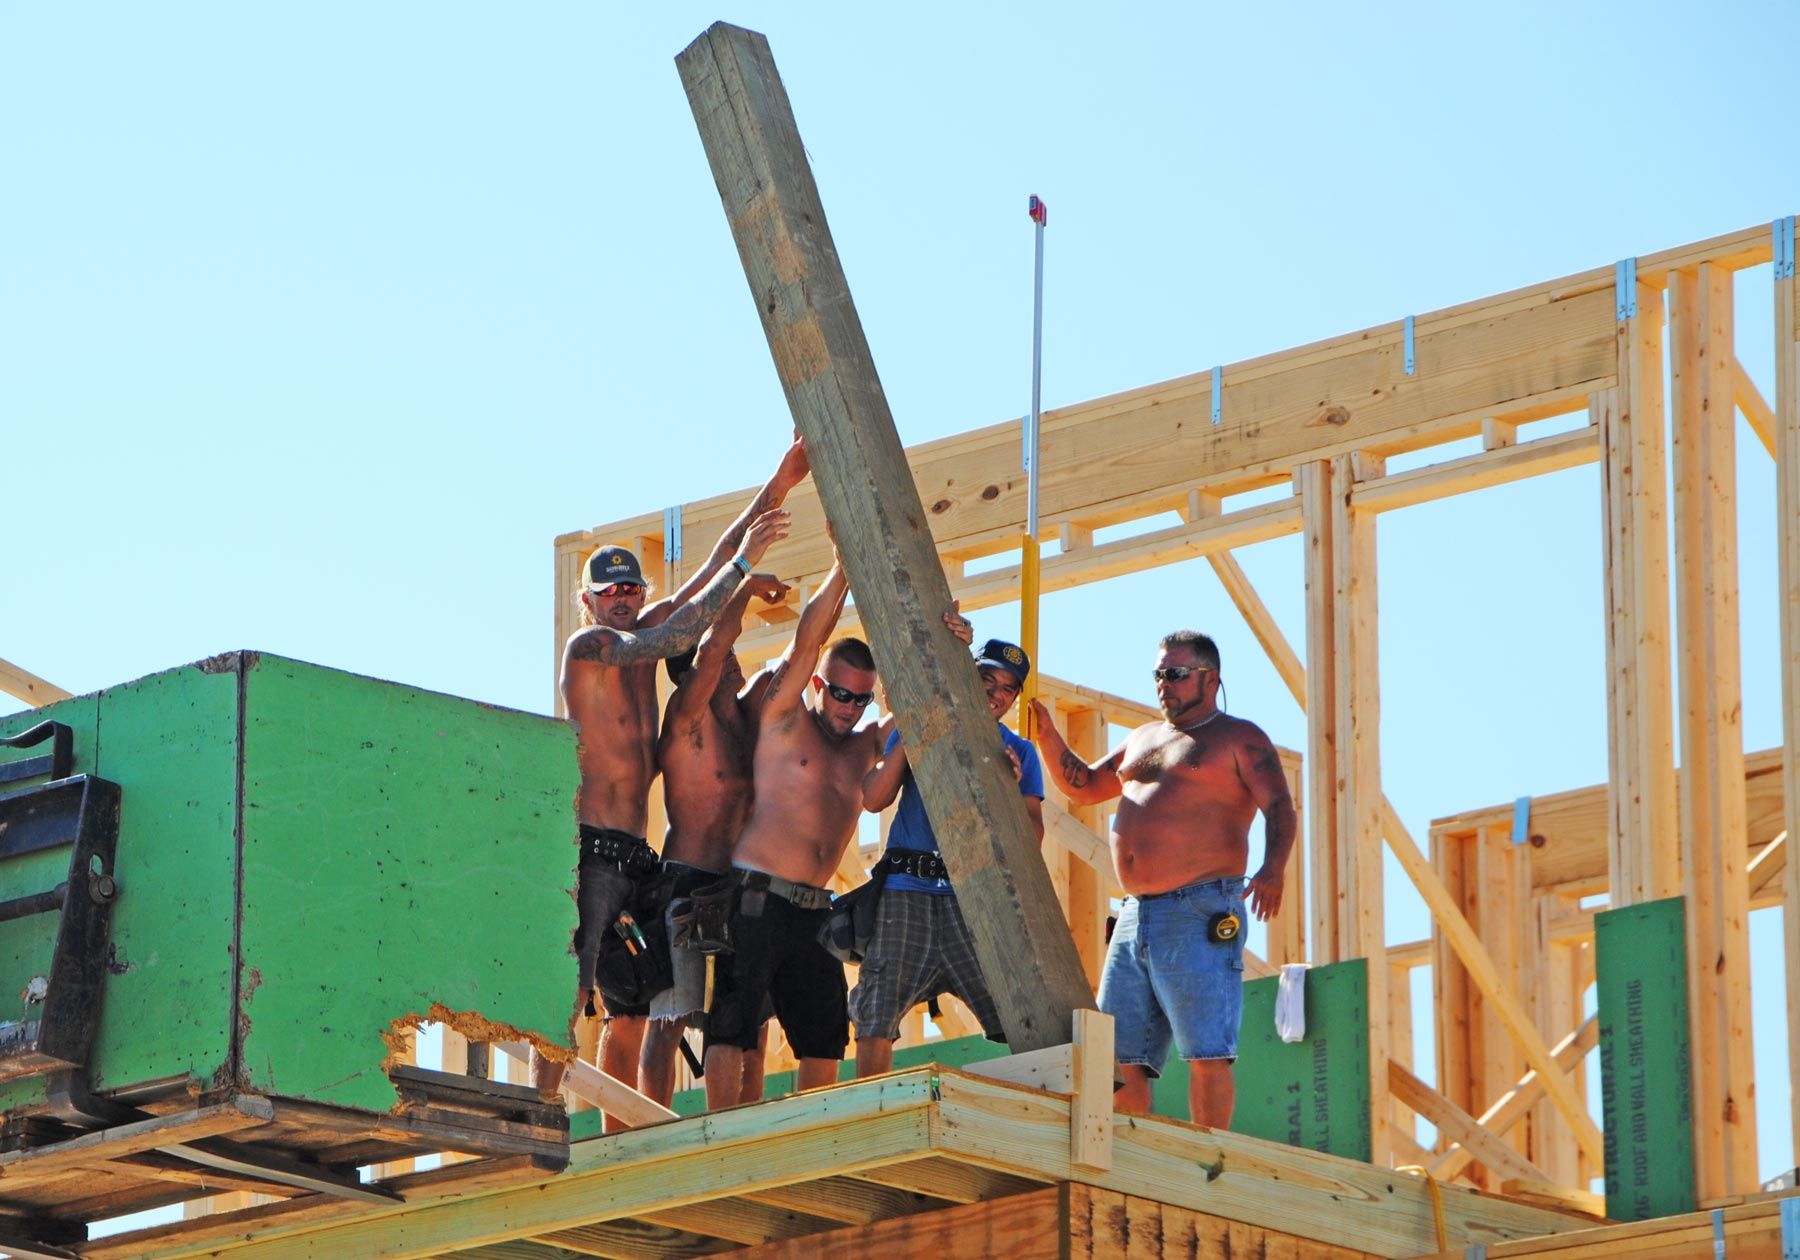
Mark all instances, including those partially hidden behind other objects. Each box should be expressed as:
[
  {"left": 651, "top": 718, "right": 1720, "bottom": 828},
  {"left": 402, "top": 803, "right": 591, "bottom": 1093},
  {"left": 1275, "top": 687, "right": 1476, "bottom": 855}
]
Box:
[
  {"left": 653, "top": 439, "right": 809, "bottom": 618},
  {"left": 1236, "top": 722, "right": 1297, "bottom": 921},
  {"left": 1027, "top": 699, "right": 1125, "bottom": 806}
]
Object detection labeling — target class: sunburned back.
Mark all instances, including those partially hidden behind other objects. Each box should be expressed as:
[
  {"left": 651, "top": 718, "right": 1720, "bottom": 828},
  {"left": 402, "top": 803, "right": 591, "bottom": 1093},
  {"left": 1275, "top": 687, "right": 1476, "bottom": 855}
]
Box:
[
  {"left": 564, "top": 654, "right": 661, "bottom": 836},
  {"left": 658, "top": 695, "right": 754, "bottom": 873},
  {"left": 732, "top": 706, "right": 877, "bottom": 888},
  {"left": 1111, "top": 714, "right": 1262, "bottom": 895}
]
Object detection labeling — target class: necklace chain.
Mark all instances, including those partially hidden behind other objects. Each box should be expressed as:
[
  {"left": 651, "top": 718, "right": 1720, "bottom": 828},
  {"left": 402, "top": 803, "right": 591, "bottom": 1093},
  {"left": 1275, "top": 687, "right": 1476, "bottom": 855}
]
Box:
[{"left": 1176, "top": 709, "right": 1224, "bottom": 732}]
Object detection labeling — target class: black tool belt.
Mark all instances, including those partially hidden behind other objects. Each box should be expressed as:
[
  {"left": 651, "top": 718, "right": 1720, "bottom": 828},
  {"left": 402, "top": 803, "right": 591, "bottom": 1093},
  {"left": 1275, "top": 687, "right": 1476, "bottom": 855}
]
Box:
[
  {"left": 578, "top": 825, "right": 661, "bottom": 877},
  {"left": 734, "top": 867, "right": 832, "bottom": 912},
  {"left": 882, "top": 849, "right": 949, "bottom": 882}
]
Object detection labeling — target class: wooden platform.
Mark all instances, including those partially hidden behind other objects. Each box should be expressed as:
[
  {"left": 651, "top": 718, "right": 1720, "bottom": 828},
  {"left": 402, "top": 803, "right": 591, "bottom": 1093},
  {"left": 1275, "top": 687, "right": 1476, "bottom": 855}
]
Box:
[
  {"left": 0, "top": 1066, "right": 567, "bottom": 1258},
  {"left": 71, "top": 1065, "right": 1594, "bottom": 1260}
]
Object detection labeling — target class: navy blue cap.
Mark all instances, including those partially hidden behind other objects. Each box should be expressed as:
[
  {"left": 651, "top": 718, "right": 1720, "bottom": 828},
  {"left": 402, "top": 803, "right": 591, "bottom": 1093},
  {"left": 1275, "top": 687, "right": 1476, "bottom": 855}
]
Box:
[
  {"left": 584, "top": 545, "right": 645, "bottom": 590},
  {"left": 973, "top": 638, "right": 1030, "bottom": 683}
]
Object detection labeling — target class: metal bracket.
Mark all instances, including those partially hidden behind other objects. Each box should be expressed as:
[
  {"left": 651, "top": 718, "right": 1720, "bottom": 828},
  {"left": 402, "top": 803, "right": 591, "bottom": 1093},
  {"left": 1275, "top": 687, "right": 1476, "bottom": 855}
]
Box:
[
  {"left": 1403, "top": 315, "right": 1416, "bottom": 376},
  {"left": 1210, "top": 366, "right": 1223, "bottom": 425},
  {"left": 1775, "top": 216, "right": 1796, "bottom": 281},
  {"left": 1780, "top": 1195, "right": 1800, "bottom": 1260},
  {"left": 662, "top": 506, "right": 683, "bottom": 566},
  {"left": 1465, "top": 1246, "right": 1487, "bottom": 1260},
  {"left": 1510, "top": 796, "right": 1531, "bottom": 847},
  {"left": 1714, "top": 1207, "right": 1726, "bottom": 1259},
  {"left": 1616, "top": 258, "right": 1638, "bottom": 321}
]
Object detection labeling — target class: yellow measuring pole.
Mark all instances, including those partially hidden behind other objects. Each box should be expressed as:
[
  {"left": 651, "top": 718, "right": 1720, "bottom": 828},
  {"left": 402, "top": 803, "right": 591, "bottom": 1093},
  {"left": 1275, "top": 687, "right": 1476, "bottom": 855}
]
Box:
[{"left": 1020, "top": 534, "right": 1041, "bottom": 740}]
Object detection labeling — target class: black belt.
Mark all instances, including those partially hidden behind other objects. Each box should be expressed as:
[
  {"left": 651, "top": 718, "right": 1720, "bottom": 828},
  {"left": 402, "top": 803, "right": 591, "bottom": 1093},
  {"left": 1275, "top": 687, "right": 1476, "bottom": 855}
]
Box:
[
  {"left": 882, "top": 849, "right": 948, "bottom": 882},
  {"left": 733, "top": 867, "right": 832, "bottom": 911},
  {"left": 579, "top": 826, "right": 660, "bottom": 877}
]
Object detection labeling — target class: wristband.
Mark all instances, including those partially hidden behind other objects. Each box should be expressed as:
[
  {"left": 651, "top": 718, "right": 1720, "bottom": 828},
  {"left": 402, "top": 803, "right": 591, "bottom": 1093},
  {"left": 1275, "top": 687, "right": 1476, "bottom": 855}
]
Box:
[{"left": 732, "top": 555, "right": 752, "bottom": 578}]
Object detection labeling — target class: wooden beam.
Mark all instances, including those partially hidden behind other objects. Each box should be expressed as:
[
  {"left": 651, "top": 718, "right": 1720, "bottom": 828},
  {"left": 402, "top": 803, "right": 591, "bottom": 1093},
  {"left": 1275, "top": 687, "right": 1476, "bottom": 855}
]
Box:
[
  {"left": 1733, "top": 355, "right": 1779, "bottom": 456},
  {"left": 1777, "top": 220, "right": 1800, "bottom": 1170},
  {"left": 676, "top": 23, "right": 1091, "bottom": 1051},
  {"left": 1432, "top": 1016, "right": 1599, "bottom": 1181},
  {"left": 711, "top": 1188, "right": 1062, "bottom": 1260},
  {"left": 495, "top": 1043, "right": 676, "bottom": 1128},
  {"left": 1596, "top": 279, "right": 1680, "bottom": 905},
  {"left": 1670, "top": 264, "right": 1758, "bottom": 1197},
  {"left": 1332, "top": 453, "right": 1389, "bottom": 1163},
  {"left": 0, "top": 657, "right": 72, "bottom": 708},
  {"left": 1299, "top": 460, "right": 1343, "bottom": 964},
  {"left": 1060, "top": 707, "right": 1111, "bottom": 983},
  {"left": 1381, "top": 803, "right": 1605, "bottom": 1168},
  {"left": 931, "top": 1070, "right": 1584, "bottom": 1258},
  {"left": 1351, "top": 426, "right": 1599, "bottom": 515},
  {"left": 1387, "top": 1061, "right": 1551, "bottom": 1186}
]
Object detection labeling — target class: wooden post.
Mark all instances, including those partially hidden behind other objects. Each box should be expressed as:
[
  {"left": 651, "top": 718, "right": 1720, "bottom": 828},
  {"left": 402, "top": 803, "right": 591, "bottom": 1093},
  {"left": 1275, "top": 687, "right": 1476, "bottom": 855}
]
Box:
[
  {"left": 1331, "top": 452, "right": 1388, "bottom": 1164},
  {"left": 1670, "top": 264, "right": 1758, "bottom": 1198},
  {"left": 676, "top": 23, "right": 1093, "bottom": 1051},
  {"left": 1063, "top": 707, "right": 1110, "bottom": 987},
  {"left": 1774, "top": 221, "right": 1800, "bottom": 1168},
  {"left": 1299, "top": 460, "right": 1342, "bottom": 964},
  {"left": 1596, "top": 275, "right": 1679, "bottom": 905}
]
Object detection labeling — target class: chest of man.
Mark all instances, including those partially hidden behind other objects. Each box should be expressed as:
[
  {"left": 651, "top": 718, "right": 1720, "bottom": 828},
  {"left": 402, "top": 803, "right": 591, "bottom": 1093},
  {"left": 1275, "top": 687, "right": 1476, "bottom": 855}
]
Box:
[{"left": 1119, "top": 727, "right": 1244, "bottom": 798}]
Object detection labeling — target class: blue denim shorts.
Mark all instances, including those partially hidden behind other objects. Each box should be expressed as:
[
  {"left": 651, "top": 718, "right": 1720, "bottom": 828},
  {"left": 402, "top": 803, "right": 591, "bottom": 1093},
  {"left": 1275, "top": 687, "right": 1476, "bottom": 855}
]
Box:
[{"left": 1097, "top": 877, "right": 1246, "bottom": 1074}]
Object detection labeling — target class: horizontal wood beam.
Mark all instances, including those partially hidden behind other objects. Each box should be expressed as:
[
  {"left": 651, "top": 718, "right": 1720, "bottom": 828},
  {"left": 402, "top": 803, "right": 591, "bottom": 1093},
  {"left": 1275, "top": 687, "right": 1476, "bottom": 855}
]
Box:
[{"left": 1351, "top": 426, "right": 1598, "bottom": 514}]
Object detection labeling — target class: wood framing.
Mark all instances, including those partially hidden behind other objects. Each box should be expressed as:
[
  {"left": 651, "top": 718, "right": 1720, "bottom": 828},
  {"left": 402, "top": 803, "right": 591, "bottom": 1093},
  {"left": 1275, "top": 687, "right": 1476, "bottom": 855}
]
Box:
[
  {"left": 1776, "top": 216, "right": 1800, "bottom": 1170},
  {"left": 0, "top": 657, "right": 71, "bottom": 708},
  {"left": 1669, "top": 263, "right": 1758, "bottom": 1198},
  {"left": 115, "top": 1067, "right": 1586, "bottom": 1260},
  {"left": 560, "top": 215, "right": 1798, "bottom": 1213},
  {"left": 1597, "top": 275, "right": 1679, "bottom": 907},
  {"left": 674, "top": 22, "right": 1092, "bottom": 1051}
]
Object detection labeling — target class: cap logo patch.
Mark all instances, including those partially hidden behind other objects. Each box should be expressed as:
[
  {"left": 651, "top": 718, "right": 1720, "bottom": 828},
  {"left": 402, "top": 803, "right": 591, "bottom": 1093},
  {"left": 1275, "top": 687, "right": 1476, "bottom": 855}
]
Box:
[{"left": 1003, "top": 645, "right": 1024, "bottom": 665}]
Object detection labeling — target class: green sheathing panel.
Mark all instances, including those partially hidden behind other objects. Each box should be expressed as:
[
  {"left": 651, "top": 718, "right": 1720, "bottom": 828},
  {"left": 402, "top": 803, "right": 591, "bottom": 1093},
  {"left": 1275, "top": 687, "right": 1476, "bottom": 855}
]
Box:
[
  {"left": 1597, "top": 896, "right": 1695, "bottom": 1221},
  {"left": 1228, "top": 958, "right": 1372, "bottom": 1160},
  {"left": 0, "top": 669, "right": 241, "bottom": 1103},
  {"left": 238, "top": 655, "right": 578, "bottom": 1112}
]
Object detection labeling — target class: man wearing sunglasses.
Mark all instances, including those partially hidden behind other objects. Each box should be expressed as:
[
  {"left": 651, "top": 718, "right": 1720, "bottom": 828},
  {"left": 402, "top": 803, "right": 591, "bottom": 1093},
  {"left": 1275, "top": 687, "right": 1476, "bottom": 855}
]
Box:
[
  {"left": 1030, "top": 630, "right": 1296, "bottom": 1130},
  {"left": 539, "top": 439, "right": 807, "bottom": 1121},
  {"left": 702, "top": 558, "right": 883, "bottom": 1106},
  {"left": 851, "top": 624, "right": 1046, "bottom": 1077}
]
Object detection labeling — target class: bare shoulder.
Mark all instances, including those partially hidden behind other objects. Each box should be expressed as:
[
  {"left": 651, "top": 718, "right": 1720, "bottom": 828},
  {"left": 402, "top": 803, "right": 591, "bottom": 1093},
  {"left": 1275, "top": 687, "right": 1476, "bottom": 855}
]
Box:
[
  {"left": 1221, "top": 714, "right": 1273, "bottom": 747},
  {"left": 566, "top": 625, "right": 622, "bottom": 664},
  {"left": 1224, "top": 717, "right": 1284, "bottom": 774}
]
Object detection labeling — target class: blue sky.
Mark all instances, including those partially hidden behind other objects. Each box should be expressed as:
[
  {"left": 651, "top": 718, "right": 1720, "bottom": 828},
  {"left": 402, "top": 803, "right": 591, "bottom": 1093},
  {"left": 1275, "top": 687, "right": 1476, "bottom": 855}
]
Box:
[{"left": 4, "top": 4, "right": 1797, "bottom": 1177}]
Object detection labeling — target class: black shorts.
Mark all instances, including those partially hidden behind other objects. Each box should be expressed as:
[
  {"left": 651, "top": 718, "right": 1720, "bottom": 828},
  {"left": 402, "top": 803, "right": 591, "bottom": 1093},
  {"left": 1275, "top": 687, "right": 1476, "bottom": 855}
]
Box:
[
  {"left": 573, "top": 827, "right": 660, "bottom": 1019},
  {"left": 704, "top": 880, "right": 848, "bottom": 1060}
]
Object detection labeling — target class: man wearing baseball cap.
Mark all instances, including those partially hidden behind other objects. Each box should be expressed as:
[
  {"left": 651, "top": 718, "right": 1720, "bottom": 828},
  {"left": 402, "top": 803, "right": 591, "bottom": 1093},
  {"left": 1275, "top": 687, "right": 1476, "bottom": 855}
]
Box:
[
  {"left": 850, "top": 616, "right": 1045, "bottom": 1077},
  {"left": 537, "top": 439, "right": 807, "bottom": 1126}
]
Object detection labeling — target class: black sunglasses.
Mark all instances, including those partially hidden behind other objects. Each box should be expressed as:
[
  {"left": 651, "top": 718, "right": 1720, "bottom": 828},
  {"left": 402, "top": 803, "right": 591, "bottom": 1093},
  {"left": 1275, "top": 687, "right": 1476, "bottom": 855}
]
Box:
[
  {"left": 1153, "top": 666, "right": 1209, "bottom": 684},
  {"left": 819, "top": 679, "right": 875, "bottom": 707}
]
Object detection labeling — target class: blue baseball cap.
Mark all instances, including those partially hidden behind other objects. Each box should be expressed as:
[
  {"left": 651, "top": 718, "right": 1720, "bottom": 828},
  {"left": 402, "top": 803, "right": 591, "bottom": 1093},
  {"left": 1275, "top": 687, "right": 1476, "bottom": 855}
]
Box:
[{"left": 973, "top": 638, "right": 1030, "bottom": 684}]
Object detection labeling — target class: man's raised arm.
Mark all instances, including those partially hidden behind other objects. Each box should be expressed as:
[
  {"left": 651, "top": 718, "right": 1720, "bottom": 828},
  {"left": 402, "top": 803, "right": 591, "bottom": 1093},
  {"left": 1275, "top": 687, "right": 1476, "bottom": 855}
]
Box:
[
  {"left": 1028, "top": 699, "right": 1125, "bottom": 807},
  {"left": 569, "top": 512, "right": 789, "bottom": 669},
  {"left": 1236, "top": 724, "right": 1297, "bottom": 922},
  {"left": 666, "top": 574, "right": 789, "bottom": 729},
  {"left": 759, "top": 559, "right": 847, "bottom": 721},
  {"left": 655, "top": 438, "right": 809, "bottom": 617}
]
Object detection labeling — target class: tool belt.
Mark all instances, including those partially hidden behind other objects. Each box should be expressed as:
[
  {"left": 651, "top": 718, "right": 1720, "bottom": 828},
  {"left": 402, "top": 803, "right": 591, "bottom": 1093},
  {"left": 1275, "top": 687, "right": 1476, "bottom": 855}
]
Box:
[
  {"left": 818, "top": 855, "right": 896, "bottom": 965},
  {"left": 579, "top": 825, "right": 661, "bottom": 877},
  {"left": 669, "top": 874, "right": 739, "bottom": 955},
  {"left": 883, "top": 849, "right": 949, "bottom": 882},
  {"left": 733, "top": 867, "right": 832, "bottom": 913},
  {"left": 594, "top": 873, "right": 674, "bottom": 1008}
]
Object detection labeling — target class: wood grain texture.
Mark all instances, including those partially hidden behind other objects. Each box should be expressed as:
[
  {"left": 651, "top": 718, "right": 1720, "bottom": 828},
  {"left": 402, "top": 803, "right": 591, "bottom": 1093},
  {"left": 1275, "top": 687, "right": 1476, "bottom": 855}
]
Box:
[{"left": 675, "top": 23, "right": 1091, "bottom": 1051}]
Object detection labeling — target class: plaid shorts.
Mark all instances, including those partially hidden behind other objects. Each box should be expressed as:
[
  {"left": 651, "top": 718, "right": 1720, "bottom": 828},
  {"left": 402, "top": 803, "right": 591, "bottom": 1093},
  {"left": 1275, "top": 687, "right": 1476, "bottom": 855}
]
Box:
[{"left": 847, "top": 889, "right": 1004, "bottom": 1042}]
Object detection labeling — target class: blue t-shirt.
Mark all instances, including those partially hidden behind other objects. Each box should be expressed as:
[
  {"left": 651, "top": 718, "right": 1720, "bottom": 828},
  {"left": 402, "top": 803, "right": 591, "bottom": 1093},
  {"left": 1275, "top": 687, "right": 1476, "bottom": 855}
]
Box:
[{"left": 882, "top": 722, "right": 1045, "bottom": 895}]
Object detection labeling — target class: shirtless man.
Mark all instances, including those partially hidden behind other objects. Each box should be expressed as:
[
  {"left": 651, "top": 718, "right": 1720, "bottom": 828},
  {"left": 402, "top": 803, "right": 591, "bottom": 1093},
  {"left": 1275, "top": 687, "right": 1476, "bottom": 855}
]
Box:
[
  {"left": 1031, "top": 631, "right": 1295, "bottom": 1128},
  {"left": 638, "top": 581, "right": 783, "bottom": 1107},
  {"left": 542, "top": 440, "right": 807, "bottom": 1117},
  {"left": 703, "top": 558, "right": 883, "bottom": 1107}
]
